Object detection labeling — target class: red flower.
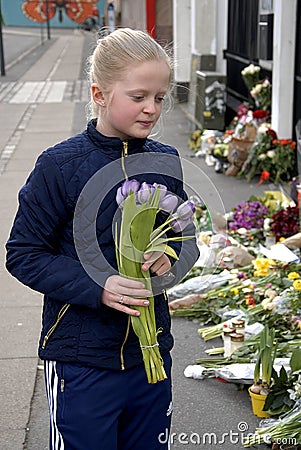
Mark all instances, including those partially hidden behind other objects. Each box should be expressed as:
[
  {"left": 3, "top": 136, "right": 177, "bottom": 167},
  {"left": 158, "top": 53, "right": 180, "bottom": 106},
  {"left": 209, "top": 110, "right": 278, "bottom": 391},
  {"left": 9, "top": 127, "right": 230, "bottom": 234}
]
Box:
[
  {"left": 271, "top": 205, "right": 300, "bottom": 241},
  {"left": 266, "top": 128, "right": 278, "bottom": 140},
  {"left": 253, "top": 109, "right": 269, "bottom": 119},
  {"left": 258, "top": 170, "right": 270, "bottom": 185},
  {"left": 246, "top": 296, "right": 256, "bottom": 307},
  {"left": 272, "top": 139, "right": 296, "bottom": 150}
]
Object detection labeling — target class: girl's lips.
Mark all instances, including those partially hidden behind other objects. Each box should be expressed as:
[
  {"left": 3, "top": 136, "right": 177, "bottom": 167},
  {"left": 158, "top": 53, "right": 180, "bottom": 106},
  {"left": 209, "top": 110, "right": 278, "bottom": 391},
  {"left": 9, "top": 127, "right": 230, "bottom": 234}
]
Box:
[{"left": 137, "top": 121, "right": 153, "bottom": 127}]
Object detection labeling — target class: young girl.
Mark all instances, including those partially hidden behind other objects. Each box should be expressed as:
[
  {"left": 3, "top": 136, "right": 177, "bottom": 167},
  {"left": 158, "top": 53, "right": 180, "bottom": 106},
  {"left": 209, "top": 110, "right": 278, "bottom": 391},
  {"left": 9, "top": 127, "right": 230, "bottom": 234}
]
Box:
[{"left": 6, "top": 28, "right": 199, "bottom": 449}]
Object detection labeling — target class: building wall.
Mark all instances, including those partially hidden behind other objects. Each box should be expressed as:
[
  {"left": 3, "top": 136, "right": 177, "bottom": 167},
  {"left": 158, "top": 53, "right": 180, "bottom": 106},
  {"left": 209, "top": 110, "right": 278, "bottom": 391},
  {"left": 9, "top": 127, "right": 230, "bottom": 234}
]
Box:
[
  {"left": 156, "top": 0, "right": 173, "bottom": 44},
  {"left": 191, "top": 0, "right": 216, "bottom": 55},
  {"left": 121, "top": 0, "right": 146, "bottom": 30},
  {"left": 2, "top": 1, "right": 106, "bottom": 28}
]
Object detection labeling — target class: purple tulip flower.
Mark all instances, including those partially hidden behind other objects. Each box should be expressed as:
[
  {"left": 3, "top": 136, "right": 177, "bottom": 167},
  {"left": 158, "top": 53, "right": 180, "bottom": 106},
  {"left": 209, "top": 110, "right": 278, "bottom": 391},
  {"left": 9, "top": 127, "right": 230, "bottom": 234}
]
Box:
[
  {"left": 136, "top": 182, "right": 154, "bottom": 205},
  {"left": 170, "top": 200, "right": 196, "bottom": 233},
  {"left": 116, "top": 179, "right": 140, "bottom": 206},
  {"left": 153, "top": 183, "right": 167, "bottom": 200},
  {"left": 159, "top": 194, "right": 178, "bottom": 214}
]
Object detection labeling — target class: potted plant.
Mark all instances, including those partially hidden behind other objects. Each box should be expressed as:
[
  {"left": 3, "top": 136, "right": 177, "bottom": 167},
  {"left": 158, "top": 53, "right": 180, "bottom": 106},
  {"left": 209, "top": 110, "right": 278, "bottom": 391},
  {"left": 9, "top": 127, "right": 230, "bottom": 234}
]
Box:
[
  {"left": 249, "top": 325, "right": 277, "bottom": 418},
  {"left": 263, "top": 348, "right": 301, "bottom": 417}
]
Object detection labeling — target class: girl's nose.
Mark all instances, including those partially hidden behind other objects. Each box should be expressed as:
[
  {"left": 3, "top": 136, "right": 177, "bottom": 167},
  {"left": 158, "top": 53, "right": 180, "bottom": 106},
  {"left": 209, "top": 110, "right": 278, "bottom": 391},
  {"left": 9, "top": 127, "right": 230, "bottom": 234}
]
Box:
[{"left": 143, "top": 99, "right": 156, "bottom": 114}]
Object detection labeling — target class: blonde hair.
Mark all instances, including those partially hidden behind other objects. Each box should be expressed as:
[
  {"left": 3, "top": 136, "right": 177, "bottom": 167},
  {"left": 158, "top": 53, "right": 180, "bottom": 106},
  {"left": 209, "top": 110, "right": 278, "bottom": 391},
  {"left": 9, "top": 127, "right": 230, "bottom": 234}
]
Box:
[{"left": 87, "top": 28, "right": 173, "bottom": 118}]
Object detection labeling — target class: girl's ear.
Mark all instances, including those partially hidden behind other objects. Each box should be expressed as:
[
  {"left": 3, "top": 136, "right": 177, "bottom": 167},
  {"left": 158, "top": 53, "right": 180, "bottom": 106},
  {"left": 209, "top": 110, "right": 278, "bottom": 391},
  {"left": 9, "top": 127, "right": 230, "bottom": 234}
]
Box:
[{"left": 91, "top": 83, "right": 106, "bottom": 107}]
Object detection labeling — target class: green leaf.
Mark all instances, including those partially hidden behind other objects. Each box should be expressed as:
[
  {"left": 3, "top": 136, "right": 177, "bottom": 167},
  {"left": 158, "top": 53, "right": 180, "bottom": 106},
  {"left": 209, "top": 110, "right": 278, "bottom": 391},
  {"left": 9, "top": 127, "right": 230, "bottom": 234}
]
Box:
[
  {"left": 290, "top": 348, "right": 301, "bottom": 373},
  {"left": 144, "top": 244, "right": 179, "bottom": 260},
  {"left": 279, "top": 366, "right": 288, "bottom": 383},
  {"left": 164, "top": 245, "right": 179, "bottom": 260}
]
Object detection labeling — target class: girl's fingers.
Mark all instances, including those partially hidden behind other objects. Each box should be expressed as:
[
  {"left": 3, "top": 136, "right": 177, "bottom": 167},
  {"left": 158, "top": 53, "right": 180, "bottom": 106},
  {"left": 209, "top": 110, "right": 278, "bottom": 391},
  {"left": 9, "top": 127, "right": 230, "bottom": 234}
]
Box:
[
  {"left": 115, "top": 295, "right": 150, "bottom": 316},
  {"left": 101, "top": 275, "right": 151, "bottom": 315},
  {"left": 143, "top": 253, "right": 171, "bottom": 274}
]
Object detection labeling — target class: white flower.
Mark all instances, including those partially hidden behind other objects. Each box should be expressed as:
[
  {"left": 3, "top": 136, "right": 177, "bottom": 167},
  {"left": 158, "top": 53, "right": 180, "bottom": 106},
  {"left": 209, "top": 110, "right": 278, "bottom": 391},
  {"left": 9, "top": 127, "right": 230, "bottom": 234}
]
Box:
[
  {"left": 258, "top": 154, "right": 267, "bottom": 160},
  {"left": 265, "top": 289, "right": 278, "bottom": 299},
  {"left": 198, "top": 231, "right": 211, "bottom": 245},
  {"left": 267, "top": 150, "right": 275, "bottom": 158},
  {"left": 288, "top": 389, "right": 297, "bottom": 400},
  {"left": 264, "top": 218, "right": 272, "bottom": 231},
  {"left": 258, "top": 123, "right": 271, "bottom": 134},
  {"left": 241, "top": 64, "right": 260, "bottom": 76},
  {"left": 237, "top": 227, "right": 248, "bottom": 235},
  {"left": 261, "top": 297, "right": 275, "bottom": 311},
  {"left": 242, "top": 287, "right": 253, "bottom": 293}
]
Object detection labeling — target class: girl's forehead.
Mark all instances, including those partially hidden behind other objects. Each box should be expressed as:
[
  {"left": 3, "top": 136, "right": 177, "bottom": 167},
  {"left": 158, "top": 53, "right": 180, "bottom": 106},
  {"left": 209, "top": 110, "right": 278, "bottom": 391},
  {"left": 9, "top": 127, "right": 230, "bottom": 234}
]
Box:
[{"left": 120, "top": 60, "right": 171, "bottom": 85}]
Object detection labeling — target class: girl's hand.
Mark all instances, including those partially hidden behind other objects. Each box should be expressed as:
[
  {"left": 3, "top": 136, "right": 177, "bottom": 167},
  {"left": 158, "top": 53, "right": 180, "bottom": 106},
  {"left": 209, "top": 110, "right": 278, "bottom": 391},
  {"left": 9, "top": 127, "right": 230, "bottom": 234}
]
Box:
[
  {"left": 101, "top": 275, "right": 151, "bottom": 316},
  {"left": 142, "top": 251, "right": 171, "bottom": 275}
]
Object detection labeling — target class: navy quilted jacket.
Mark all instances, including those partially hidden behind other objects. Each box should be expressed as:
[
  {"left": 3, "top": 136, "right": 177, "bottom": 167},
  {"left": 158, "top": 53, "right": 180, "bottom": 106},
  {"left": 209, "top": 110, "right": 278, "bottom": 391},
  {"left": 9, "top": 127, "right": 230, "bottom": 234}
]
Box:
[{"left": 6, "top": 120, "right": 199, "bottom": 370}]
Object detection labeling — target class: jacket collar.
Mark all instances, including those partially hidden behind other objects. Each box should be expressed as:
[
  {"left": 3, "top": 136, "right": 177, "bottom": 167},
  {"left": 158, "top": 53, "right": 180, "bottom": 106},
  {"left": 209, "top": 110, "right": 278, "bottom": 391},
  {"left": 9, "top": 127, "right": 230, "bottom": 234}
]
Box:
[{"left": 86, "top": 119, "right": 147, "bottom": 158}]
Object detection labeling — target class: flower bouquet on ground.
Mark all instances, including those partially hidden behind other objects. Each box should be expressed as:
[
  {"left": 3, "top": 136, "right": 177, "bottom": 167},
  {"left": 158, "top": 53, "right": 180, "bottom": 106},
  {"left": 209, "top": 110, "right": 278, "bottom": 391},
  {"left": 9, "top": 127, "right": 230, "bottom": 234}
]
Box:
[
  {"left": 115, "top": 180, "right": 195, "bottom": 383},
  {"left": 239, "top": 124, "right": 277, "bottom": 182},
  {"left": 212, "top": 143, "right": 230, "bottom": 173},
  {"left": 244, "top": 400, "right": 301, "bottom": 448},
  {"left": 228, "top": 199, "right": 269, "bottom": 233},
  {"left": 270, "top": 205, "right": 300, "bottom": 242},
  {"left": 188, "top": 129, "right": 204, "bottom": 153},
  {"left": 270, "top": 139, "right": 297, "bottom": 184}
]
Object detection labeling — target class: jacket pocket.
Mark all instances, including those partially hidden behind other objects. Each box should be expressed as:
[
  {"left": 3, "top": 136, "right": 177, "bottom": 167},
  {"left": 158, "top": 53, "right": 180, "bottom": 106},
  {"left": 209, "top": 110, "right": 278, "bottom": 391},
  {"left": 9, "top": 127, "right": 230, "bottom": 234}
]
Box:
[{"left": 42, "top": 303, "right": 70, "bottom": 349}]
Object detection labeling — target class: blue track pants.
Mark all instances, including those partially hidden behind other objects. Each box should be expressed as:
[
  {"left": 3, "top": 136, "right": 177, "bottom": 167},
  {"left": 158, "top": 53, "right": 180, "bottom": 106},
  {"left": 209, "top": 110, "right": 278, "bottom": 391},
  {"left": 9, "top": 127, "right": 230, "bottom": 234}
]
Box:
[{"left": 44, "top": 355, "right": 172, "bottom": 450}]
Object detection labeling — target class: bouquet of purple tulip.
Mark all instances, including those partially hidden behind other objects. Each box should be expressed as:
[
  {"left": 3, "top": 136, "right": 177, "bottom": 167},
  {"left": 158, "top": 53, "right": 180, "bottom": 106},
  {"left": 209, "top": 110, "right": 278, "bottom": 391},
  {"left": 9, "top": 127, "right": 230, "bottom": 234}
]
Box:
[{"left": 115, "top": 179, "right": 195, "bottom": 383}]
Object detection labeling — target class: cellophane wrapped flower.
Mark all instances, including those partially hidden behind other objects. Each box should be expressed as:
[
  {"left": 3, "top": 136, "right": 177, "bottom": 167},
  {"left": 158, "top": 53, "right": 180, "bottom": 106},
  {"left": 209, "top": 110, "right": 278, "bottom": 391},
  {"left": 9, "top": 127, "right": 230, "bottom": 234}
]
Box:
[
  {"left": 229, "top": 200, "right": 269, "bottom": 231},
  {"left": 115, "top": 179, "right": 195, "bottom": 383}
]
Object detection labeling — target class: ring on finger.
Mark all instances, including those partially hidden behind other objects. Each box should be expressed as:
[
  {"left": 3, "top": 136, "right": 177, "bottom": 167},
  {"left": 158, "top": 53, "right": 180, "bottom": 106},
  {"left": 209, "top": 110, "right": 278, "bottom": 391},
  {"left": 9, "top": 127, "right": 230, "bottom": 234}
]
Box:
[{"left": 119, "top": 295, "right": 124, "bottom": 305}]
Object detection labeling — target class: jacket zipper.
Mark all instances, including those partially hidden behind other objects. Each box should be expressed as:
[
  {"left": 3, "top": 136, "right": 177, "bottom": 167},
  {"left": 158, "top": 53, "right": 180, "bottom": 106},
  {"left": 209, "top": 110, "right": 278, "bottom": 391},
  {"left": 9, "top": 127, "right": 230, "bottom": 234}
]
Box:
[
  {"left": 121, "top": 141, "right": 129, "bottom": 180},
  {"left": 119, "top": 140, "right": 130, "bottom": 369},
  {"left": 42, "top": 303, "right": 70, "bottom": 349}
]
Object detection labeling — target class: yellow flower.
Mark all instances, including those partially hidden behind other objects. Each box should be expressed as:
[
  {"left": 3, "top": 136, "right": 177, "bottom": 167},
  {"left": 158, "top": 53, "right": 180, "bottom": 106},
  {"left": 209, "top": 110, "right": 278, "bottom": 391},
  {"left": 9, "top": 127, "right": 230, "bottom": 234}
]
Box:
[
  {"left": 288, "top": 272, "right": 300, "bottom": 280},
  {"left": 188, "top": 139, "right": 195, "bottom": 149},
  {"left": 293, "top": 280, "right": 301, "bottom": 291},
  {"left": 231, "top": 288, "right": 239, "bottom": 295},
  {"left": 218, "top": 292, "right": 225, "bottom": 297},
  {"left": 192, "top": 130, "right": 202, "bottom": 139},
  {"left": 252, "top": 258, "right": 276, "bottom": 276},
  {"left": 254, "top": 269, "right": 270, "bottom": 277},
  {"left": 196, "top": 136, "right": 202, "bottom": 148}
]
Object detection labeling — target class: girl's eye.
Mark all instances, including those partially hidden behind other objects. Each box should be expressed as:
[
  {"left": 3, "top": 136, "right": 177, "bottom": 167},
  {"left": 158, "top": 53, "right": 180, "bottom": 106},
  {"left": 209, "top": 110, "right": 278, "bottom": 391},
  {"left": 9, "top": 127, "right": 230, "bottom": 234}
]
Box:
[
  {"left": 132, "top": 96, "right": 144, "bottom": 101},
  {"left": 156, "top": 97, "right": 165, "bottom": 103}
]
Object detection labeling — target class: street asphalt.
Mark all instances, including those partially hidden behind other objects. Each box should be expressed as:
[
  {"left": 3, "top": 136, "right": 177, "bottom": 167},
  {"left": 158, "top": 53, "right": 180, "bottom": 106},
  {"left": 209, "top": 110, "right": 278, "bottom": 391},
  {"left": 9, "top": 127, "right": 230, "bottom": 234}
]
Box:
[{"left": 0, "top": 27, "right": 274, "bottom": 450}]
